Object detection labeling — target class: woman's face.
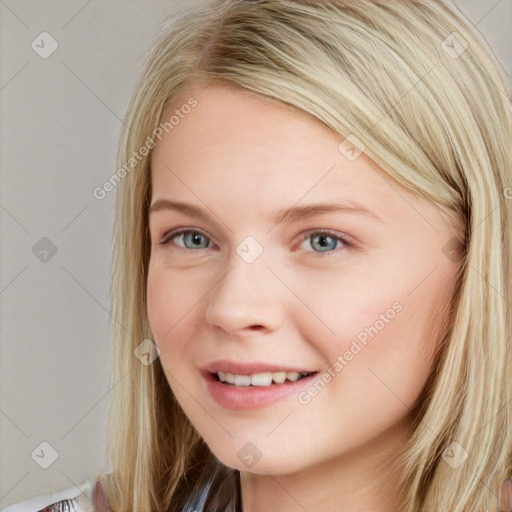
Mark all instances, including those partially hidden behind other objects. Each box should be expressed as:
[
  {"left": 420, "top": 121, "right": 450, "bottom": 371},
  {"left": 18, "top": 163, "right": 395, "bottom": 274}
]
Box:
[{"left": 147, "top": 84, "right": 460, "bottom": 475}]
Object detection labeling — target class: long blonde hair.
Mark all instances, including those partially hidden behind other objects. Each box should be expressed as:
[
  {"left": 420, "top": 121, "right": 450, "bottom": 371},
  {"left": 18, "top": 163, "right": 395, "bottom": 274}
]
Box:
[{"left": 104, "top": 1, "right": 512, "bottom": 510}]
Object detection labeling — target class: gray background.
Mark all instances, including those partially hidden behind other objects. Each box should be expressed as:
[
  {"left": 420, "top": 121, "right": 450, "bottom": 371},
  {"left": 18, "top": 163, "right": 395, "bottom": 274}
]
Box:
[{"left": 1, "top": 0, "right": 510, "bottom": 507}]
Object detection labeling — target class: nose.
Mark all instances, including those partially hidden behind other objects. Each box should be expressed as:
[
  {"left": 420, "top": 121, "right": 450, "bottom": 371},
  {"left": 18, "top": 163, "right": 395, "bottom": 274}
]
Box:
[{"left": 204, "top": 252, "right": 285, "bottom": 335}]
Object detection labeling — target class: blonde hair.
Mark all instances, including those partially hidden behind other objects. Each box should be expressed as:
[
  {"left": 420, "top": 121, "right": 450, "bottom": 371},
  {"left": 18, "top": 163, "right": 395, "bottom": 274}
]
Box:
[{"left": 104, "top": 1, "right": 512, "bottom": 510}]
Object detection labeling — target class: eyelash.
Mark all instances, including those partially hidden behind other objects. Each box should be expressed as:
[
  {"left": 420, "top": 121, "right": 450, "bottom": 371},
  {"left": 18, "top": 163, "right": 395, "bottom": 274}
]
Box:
[{"left": 159, "top": 228, "right": 354, "bottom": 255}]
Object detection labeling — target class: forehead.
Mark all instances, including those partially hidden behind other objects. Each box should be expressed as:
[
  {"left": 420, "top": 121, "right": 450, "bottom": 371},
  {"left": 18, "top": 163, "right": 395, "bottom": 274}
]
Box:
[
  {"left": 153, "top": 84, "right": 342, "bottom": 164},
  {"left": 149, "top": 85, "right": 436, "bottom": 231}
]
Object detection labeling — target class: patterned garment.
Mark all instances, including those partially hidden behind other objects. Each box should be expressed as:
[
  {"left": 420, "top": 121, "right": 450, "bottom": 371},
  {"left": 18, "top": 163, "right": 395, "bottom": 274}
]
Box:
[
  {"left": 2, "top": 480, "right": 111, "bottom": 512},
  {"left": 3, "top": 476, "right": 238, "bottom": 512}
]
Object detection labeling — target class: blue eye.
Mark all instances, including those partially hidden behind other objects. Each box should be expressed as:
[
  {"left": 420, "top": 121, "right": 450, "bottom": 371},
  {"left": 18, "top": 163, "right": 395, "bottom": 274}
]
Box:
[
  {"left": 304, "top": 231, "right": 347, "bottom": 253},
  {"left": 162, "top": 230, "right": 212, "bottom": 250},
  {"left": 160, "top": 229, "right": 351, "bottom": 254}
]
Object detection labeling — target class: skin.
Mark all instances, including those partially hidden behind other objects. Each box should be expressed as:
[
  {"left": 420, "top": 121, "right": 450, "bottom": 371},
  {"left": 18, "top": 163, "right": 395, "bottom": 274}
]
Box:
[{"left": 147, "top": 84, "right": 461, "bottom": 511}]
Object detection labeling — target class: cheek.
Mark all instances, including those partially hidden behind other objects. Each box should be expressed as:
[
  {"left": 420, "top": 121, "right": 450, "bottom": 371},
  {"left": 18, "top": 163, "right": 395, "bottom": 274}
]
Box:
[
  {"left": 290, "top": 259, "right": 453, "bottom": 407},
  {"left": 146, "top": 265, "right": 205, "bottom": 408},
  {"left": 146, "top": 263, "right": 197, "bottom": 348},
  {"left": 286, "top": 262, "right": 404, "bottom": 360},
  {"left": 147, "top": 267, "right": 171, "bottom": 340}
]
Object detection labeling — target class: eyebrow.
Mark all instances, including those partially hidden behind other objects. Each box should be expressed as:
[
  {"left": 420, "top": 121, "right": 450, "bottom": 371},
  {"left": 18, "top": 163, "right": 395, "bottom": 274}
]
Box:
[
  {"left": 273, "top": 201, "right": 382, "bottom": 224},
  {"left": 149, "top": 199, "right": 383, "bottom": 224}
]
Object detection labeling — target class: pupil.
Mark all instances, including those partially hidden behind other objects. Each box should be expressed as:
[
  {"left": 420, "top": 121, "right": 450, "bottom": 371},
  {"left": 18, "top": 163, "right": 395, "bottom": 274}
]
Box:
[
  {"left": 315, "top": 234, "right": 334, "bottom": 251},
  {"left": 184, "top": 232, "right": 207, "bottom": 249}
]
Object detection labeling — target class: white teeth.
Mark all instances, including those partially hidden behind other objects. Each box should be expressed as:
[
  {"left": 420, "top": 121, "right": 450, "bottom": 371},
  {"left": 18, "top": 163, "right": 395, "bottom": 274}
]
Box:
[
  {"left": 234, "top": 374, "right": 251, "bottom": 386},
  {"left": 217, "top": 371, "right": 311, "bottom": 386},
  {"left": 272, "top": 371, "right": 287, "bottom": 384},
  {"left": 250, "top": 373, "right": 273, "bottom": 386},
  {"left": 286, "top": 372, "right": 301, "bottom": 382}
]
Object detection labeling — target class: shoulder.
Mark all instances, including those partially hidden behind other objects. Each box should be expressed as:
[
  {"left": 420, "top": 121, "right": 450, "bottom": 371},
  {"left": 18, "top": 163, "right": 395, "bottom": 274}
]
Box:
[{"left": 1, "top": 479, "right": 112, "bottom": 512}]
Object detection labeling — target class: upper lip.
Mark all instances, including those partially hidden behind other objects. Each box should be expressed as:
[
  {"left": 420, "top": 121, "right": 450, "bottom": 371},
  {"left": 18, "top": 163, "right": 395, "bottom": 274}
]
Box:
[{"left": 204, "top": 360, "right": 317, "bottom": 375}]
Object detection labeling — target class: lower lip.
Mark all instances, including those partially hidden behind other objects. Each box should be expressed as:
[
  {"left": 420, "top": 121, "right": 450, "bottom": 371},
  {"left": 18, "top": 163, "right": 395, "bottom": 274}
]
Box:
[{"left": 203, "top": 371, "right": 318, "bottom": 410}]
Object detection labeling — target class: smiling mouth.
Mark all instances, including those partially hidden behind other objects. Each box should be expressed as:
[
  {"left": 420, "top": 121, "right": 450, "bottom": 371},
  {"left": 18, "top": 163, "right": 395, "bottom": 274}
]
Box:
[{"left": 214, "top": 371, "right": 316, "bottom": 387}]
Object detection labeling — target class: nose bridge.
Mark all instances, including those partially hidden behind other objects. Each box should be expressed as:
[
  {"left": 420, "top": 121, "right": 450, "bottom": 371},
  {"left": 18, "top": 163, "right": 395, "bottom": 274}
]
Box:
[{"left": 205, "top": 240, "right": 283, "bottom": 332}]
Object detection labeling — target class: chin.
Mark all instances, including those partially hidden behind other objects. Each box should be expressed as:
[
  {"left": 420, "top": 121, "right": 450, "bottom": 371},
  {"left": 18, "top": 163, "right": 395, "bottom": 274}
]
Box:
[{"left": 205, "top": 436, "right": 316, "bottom": 475}]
